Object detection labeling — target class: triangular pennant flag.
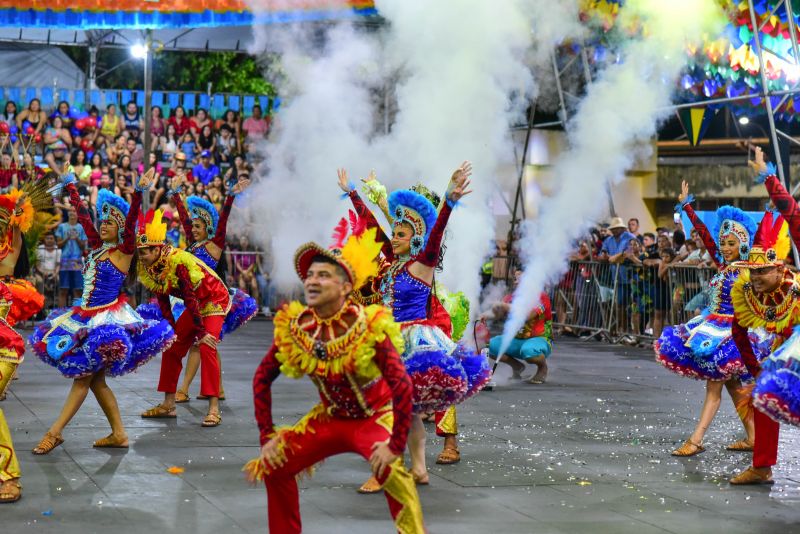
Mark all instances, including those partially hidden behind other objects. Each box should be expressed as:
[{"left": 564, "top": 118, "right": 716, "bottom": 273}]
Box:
[{"left": 677, "top": 107, "right": 716, "bottom": 147}]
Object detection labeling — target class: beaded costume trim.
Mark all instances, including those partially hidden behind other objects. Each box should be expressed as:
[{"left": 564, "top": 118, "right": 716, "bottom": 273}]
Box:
[
  {"left": 138, "top": 247, "right": 213, "bottom": 294},
  {"left": 732, "top": 268, "right": 800, "bottom": 333},
  {"left": 273, "top": 300, "right": 404, "bottom": 379}
]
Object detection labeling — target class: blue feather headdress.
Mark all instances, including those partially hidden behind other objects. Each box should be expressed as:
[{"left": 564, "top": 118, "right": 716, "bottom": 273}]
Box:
[
  {"left": 711, "top": 205, "right": 757, "bottom": 262},
  {"left": 388, "top": 189, "right": 437, "bottom": 256},
  {"left": 97, "top": 189, "right": 130, "bottom": 242},
  {"left": 186, "top": 196, "right": 219, "bottom": 237}
]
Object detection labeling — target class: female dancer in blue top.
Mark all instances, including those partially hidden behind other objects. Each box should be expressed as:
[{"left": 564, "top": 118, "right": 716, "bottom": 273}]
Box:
[{"left": 30, "top": 169, "right": 174, "bottom": 454}]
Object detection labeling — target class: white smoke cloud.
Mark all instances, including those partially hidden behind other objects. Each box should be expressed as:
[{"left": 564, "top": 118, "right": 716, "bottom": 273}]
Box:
[
  {"left": 500, "top": 0, "right": 726, "bottom": 351},
  {"left": 241, "top": 0, "right": 583, "bottom": 307}
]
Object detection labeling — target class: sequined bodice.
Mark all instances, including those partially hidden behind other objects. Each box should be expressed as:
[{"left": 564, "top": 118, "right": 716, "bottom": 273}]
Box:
[
  {"left": 380, "top": 260, "right": 430, "bottom": 323},
  {"left": 706, "top": 266, "right": 737, "bottom": 317},
  {"left": 81, "top": 246, "right": 126, "bottom": 309},
  {"left": 189, "top": 241, "right": 217, "bottom": 269}
]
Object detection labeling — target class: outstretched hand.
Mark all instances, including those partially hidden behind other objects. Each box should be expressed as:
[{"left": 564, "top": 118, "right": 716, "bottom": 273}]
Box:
[
  {"left": 138, "top": 167, "right": 156, "bottom": 190},
  {"left": 450, "top": 161, "right": 473, "bottom": 185},
  {"left": 678, "top": 180, "right": 689, "bottom": 204},
  {"left": 337, "top": 168, "right": 353, "bottom": 193},
  {"left": 231, "top": 177, "right": 251, "bottom": 195},
  {"left": 170, "top": 173, "right": 185, "bottom": 193},
  {"left": 361, "top": 169, "right": 377, "bottom": 184},
  {"left": 748, "top": 146, "right": 768, "bottom": 175},
  {"left": 448, "top": 178, "right": 473, "bottom": 203}
]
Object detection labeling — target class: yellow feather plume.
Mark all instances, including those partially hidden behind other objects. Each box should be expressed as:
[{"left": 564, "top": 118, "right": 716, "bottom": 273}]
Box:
[
  {"left": 340, "top": 227, "right": 382, "bottom": 289},
  {"left": 139, "top": 209, "right": 167, "bottom": 247},
  {"left": 776, "top": 219, "right": 791, "bottom": 262}
]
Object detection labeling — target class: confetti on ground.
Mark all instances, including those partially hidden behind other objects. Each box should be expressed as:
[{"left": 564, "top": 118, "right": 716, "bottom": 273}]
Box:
[{"left": 167, "top": 466, "right": 185, "bottom": 474}]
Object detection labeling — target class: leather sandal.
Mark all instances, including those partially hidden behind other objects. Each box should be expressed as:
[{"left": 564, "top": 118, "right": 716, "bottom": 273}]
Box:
[
  {"left": 412, "top": 471, "right": 430, "bottom": 485},
  {"left": 32, "top": 432, "right": 64, "bottom": 455},
  {"left": 175, "top": 390, "right": 190, "bottom": 403},
  {"left": 730, "top": 467, "right": 774, "bottom": 485},
  {"left": 0, "top": 479, "right": 21, "bottom": 503},
  {"left": 141, "top": 404, "right": 177, "bottom": 418},
  {"left": 201, "top": 411, "right": 221, "bottom": 427},
  {"left": 671, "top": 439, "right": 705, "bottom": 457},
  {"left": 725, "top": 439, "right": 754, "bottom": 452},
  {"left": 93, "top": 433, "right": 129, "bottom": 448},
  {"left": 436, "top": 446, "right": 461, "bottom": 465},
  {"left": 357, "top": 476, "right": 382, "bottom": 494}
]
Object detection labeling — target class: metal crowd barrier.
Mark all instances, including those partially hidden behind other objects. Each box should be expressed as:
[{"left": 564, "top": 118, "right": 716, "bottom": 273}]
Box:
[{"left": 549, "top": 260, "right": 717, "bottom": 346}]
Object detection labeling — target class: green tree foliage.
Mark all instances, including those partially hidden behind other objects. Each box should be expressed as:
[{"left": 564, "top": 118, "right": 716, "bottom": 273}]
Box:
[{"left": 62, "top": 47, "right": 275, "bottom": 95}]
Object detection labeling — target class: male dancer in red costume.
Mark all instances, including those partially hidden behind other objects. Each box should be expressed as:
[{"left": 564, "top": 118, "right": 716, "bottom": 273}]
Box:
[
  {"left": 245, "top": 216, "right": 425, "bottom": 533},
  {"left": 136, "top": 210, "right": 231, "bottom": 427},
  {"left": 728, "top": 146, "right": 800, "bottom": 484}
]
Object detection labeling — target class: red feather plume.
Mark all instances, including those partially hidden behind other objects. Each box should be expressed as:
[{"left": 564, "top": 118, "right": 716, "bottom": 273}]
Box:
[
  {"left": 348, "top": 209, "right": 367, "bottom": 237},
  {"left": 330, "top": 217, "right": 349, "bottom": 249},
  {"left": 754, "top": 211, "right": 782, "bottom": 249}
]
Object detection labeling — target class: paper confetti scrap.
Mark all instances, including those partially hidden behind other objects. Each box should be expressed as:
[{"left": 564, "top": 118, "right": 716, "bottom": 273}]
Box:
[{"left": 167, "top": 466, "right": 185, "bottom": 474}]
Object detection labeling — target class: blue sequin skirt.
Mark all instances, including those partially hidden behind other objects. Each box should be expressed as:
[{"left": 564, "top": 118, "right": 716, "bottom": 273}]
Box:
[
  {"left": 30, "top": 298, "right": 175, "bottom": 379},
  {"left": 136, "top": 288, "right": 258, "bottom": 340},
  {"left": 400, "top": 321, "right": 491, "bottom": 413},
  {"left": 655, "top": 313, "right": 772, "bottom": 382},
  {"left": 753, "top": 326, "right": 800, "bottom": 427}
]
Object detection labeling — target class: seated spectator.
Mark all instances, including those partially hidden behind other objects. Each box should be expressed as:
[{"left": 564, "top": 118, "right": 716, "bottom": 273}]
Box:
[
  {"left": 242, "top": 104, "right": 270, "bottom": 144},
  {"left": 216, "top": 124, "right": 238, "bottom": 169},
  {"left": 123, "top": 100, "right": 143, "bottom": 140},
  {"left": 160, "top": 123, "right": 179, "bottom": 163},
  {"left": 197, "top": 124, "right": 216, "bottom": 154},
  {"left": 20, "top": 152, "right": 45, "bottom": 183},
  {"left": 55, "top": 209, "right": 87, "bottom": 307},
  {"left": 180, "top": 132, "right": 197, "bottom": 162},
  {"left": 107, "top": 134, "right": 128, "bottom": 167},
  {"left": 150, "top": 105, "right": 165, "bottom": 151},
  {"left": 2, "top": 100, "right": 16, "bottom": 124},
  {"left": 484, "top": 268, "right": 552, "bottom": 384},
  {"left": 88, "top": 152, "right": 103, "bottom": 186},
  {"left": 100, "top": 103, "right": 122, "bottom": 139},
  {"left": 70, "top": 149, "right": 92, "bottom": 184},
  {"left": 16, "top": 98, "right": 46, "bottom": 137},
  {"left": 127, "top": 137, "right": 144, "bottom": 170},
  {"left": 166, "top": 151, "right": 193, "bottom": 183},
  {"left": 33, "top": 231, "right": 61, "bottom": 310},
  {"left": 113, "top": 154, "right": 137, "bottom": 191},
  {"left": 51, "top": 100, "right": 74, "bottom": 131},
  {"left": 43, "top": 116, "right": 71, "bottom": 174},
  {"left": 190, "top": 108, "right": 212, "bottom": 138},
  {"left": 114, "top": 169, "right": 134, "bottom": 205},
  {"left": 89, "top": 169, "right": 113, "bottom": 210},
  {"left": 216, "top": 109, "right": 242, "bottom": 142},
  {"left": 0, "top": 153, "right": 19, "bottom": 191},
  {"left": 224, "top": 154, "right": 250, "bottom": 189},
  {"left": 192, "top": 150, "right": 220, "bottom": 186},
  {"left": 168, "top": 105, "right": 191, "bottom": 138}
]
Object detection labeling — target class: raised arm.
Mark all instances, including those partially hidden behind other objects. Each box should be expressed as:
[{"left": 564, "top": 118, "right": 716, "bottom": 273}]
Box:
[
  {"left": 253, "top": 343, "right": 282, "bottom": 445},
  {"left": 171, "top": 191, "right": 194, "bottom": 240},
  {"left": 211, "top": 192, "right": 235, "bottom": 249},
  {"left": 338, "top": 168, "right": 393, "bottom": 260},
  {"left": 751, "top": 147, "right": 800, "bottom": 247},
  {"left": 64, "top": 177, "right": 101, "bottom": 249},
  {"left": 372, "top": 336, "right": 413, "bottom": 455},
  {"left": 118, "top": 190, "right": 142, "bottom": 255}
]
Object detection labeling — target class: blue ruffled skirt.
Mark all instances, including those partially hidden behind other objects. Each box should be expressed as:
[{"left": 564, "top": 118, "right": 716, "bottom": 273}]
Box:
[
  {"left": 137, "top": 288, "right": 258, "bottom": 340},
  {"left": 655, "top": 312, "right": 772, "bottom": 382},
  {"left": 30, "top": 298, "right": 175, "bottom": 379},
  {"left": 753, "top": 326, "right": 800, "bottom": 427},
  {"left": 400, "top": 321, "right": 491, "bottom": 413}
]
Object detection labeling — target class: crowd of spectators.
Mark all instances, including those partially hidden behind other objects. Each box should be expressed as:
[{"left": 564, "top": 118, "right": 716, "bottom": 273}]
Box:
[
  {"left": 0, "top": 97, "right": 275, "bottom": 320},
  {"left": 547, "top": 215, "right": 731, "bottom": 346}
]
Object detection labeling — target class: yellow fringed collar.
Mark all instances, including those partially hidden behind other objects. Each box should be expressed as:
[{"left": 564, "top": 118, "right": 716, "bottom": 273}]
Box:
[
  {"left": 138, "top": 247, "right": 209, "bottom": 295},
  {"left": 273, "top": 299, "right": 404, "bottom": 380},
  {"left": 732, "top": 268, "right": 800, "bottom": 334}
]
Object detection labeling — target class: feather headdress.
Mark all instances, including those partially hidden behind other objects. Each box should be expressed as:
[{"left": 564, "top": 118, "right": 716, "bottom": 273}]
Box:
[
  {"left": 137, "top": 209, "right": 168, "bottom": 248},
  {"left": 294, "top": 210, "right": 382, "bottom": 289},
  {"left": 711, "top": 205, "right": 757, "bottom": 263},
  {"left": 733, "top": 211, "right": 790, "bottom": 268},
  {"left": 186, "top": 196, "right": 220, "bottom": 237}
]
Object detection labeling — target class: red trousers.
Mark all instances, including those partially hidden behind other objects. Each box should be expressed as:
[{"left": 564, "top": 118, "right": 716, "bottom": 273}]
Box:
[
  {"left": 753, "top": 408, "right": 780, "bottom": 468},
  {"left": 263, "top": 407, "right": 425, "bottom": 534},
  {"left": 158, "top": 313, "right": 224, "bottom": 398}
]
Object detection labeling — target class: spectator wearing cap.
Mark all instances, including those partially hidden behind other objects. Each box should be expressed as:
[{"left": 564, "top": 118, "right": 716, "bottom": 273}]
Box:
[
  {"left": 192, "top": 150, "right": 220, "bottom": 186},
  {"left": 167, "top": 151, "right": 194, "bottom": 183},
  {"left": 599, "top": 216, "right": 636, "bottom": 335}
]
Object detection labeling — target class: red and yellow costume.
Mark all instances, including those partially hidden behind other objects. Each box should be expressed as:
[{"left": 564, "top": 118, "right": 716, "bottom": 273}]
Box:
[
  {"left": 245, "top": 214, "right": 425, "bottom": 533},
  {"left": 0, "top": 280, "right": 25, "bottom": 487},
  {"left": 730, "top": 204, "right": 797, "bottom": 478},
  {"left": 0, "top": 182, "right": 53, "bottom": 325},
  {"left": 137, "top": 210, "right": 231, "bottom": 398}
]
